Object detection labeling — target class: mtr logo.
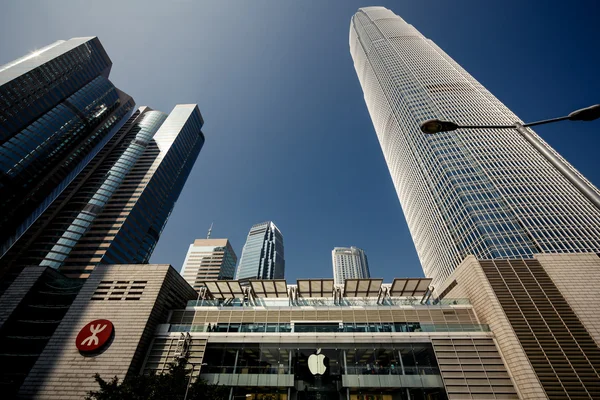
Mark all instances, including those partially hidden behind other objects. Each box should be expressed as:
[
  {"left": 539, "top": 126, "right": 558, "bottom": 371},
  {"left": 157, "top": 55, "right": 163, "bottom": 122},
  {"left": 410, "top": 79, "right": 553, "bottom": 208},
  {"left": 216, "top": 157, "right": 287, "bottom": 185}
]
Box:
[{"left": 76, "top": 319, "right": 114, "bottom": 353}]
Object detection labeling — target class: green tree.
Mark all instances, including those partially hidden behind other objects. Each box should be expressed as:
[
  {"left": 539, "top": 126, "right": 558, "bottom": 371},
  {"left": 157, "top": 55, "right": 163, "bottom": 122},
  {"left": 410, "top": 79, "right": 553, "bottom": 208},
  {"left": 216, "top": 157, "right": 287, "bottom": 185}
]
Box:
[{"left": 85, "top": 360, "right": 229, "bottom": 400}]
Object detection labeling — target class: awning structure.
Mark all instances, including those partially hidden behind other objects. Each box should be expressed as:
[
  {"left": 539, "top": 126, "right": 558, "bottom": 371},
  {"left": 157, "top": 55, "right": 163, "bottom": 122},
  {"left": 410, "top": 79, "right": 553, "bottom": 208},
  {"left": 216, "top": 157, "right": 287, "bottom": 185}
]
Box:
[
  {"left": 250, "top": 280, "right": 288, "bottom": 298},
  {"left": 389, "top": 278, "right": 432, "bottom": 297},
  {"left": 296, "top": 279, "right": 334, "bottom": 298},
  {"left": 194, "top": 277, "right": 433, "bottom": 301},
  {"left": 343, "top": 278, "right": 383, "bottom": 297},
  {"left": 199, "top": 280, "right": 245, "bottom": 299}
]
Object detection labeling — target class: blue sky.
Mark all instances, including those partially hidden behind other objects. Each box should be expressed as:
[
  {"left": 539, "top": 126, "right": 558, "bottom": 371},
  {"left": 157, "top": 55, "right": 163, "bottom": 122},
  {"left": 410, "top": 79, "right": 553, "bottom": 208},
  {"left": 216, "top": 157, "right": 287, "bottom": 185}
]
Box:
[{"left": 1, "top": 0, "right": 599, "bottom": 282}]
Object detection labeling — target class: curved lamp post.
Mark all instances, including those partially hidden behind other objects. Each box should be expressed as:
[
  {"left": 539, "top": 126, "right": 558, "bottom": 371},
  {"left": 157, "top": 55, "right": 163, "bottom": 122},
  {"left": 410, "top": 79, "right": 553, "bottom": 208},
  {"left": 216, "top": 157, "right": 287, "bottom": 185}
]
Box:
[{"left": 419, "top": 104, "right": 600, "bottom": 209}]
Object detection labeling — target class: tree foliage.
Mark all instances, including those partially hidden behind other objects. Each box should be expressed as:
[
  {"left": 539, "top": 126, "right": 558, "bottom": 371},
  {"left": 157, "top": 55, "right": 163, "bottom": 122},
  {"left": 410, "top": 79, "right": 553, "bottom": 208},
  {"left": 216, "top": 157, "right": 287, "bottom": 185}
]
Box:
[{"left": 85, "top": 360, "right": 229, "bottom": 400}]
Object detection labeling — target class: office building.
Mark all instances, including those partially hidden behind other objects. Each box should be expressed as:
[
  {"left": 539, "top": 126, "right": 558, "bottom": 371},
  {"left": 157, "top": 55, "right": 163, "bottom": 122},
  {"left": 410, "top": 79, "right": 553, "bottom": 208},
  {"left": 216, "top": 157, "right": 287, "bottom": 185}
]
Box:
[
  {"left": 0, "top": 37, "right": 135, "bottom": 284},
  {"left": 350, "top": 7, "right": 600, "bottom": 287},
  {"left": 236, "top": 221, "right": 285, "bottom": 281},
  {"left": 0, "top": 104, "right": 205, "bottom": 279},
  {"left": 181, "top": 238, "right": 238, "bottom": 290},
  {"left": 332, "top": 246, "right": 370, "bottom": 285}
]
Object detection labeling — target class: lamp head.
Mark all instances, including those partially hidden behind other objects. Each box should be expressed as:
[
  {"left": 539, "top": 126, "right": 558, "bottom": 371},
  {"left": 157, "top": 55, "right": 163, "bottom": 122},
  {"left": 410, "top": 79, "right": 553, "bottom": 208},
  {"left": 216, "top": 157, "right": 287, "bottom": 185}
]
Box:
[
  {"left": 420, "top": 119, "right": 459, "bottom": 134},
  {"left": 568, "top": 104, "right": 600, "bottom": 121}
]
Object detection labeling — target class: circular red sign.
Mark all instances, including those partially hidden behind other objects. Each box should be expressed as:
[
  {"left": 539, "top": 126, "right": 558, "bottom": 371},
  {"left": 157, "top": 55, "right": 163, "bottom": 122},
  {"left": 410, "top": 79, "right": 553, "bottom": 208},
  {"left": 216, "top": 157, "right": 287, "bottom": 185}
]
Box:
[{"left": 76, "top": 319, "right": 114, "bottom": 352}]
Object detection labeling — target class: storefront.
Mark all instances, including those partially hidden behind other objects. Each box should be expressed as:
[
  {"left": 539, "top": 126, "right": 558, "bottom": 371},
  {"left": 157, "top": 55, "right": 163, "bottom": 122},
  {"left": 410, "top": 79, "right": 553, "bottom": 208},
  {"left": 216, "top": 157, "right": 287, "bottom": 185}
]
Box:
[
  {"left": 144, "top": 278, "right": 518, "bottom": 400},
  {"left": 200, "top": 341, "right": 446, "bottom": 399}
]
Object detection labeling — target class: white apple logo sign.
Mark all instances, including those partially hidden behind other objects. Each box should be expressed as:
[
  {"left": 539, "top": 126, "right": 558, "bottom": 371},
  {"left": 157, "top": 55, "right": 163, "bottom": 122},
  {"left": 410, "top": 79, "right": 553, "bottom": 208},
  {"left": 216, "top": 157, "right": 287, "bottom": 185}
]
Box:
[{"left": 307, "top": 348, "right": 327, "bottom": 375}]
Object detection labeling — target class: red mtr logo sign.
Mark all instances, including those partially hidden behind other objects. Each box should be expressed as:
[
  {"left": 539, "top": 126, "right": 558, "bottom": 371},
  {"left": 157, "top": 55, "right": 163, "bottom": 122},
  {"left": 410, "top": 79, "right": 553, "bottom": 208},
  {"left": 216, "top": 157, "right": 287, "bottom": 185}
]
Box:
[{"left": 76, "top": 319, "right": 114, "bottom": 353}]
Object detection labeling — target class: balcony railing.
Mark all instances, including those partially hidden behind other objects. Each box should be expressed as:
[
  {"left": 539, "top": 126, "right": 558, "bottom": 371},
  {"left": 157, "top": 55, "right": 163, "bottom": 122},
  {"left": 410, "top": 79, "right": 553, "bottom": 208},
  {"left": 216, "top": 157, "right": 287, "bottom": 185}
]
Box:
[{"left": 169, "top": 322, "right": 489, "bottom": 333}]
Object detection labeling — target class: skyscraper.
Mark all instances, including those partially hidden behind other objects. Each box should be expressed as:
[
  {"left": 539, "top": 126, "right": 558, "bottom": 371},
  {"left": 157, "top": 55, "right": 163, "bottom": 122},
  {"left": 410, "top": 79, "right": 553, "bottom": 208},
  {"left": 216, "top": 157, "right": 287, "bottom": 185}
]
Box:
[
  {"left": 350, "top": 7, "right": 600, "bottom": 287},
  {"left": 181, "top": 238, "right": 238, "bottom": 290},
  {"left": 236, "top": 221, "right": 285, "bottom": 281},
  {"left": 332, "top": 246, "right": 370, "bottom": 285},
  {"left": 0, "top": 37, "right": 135, "bottom": 266},
  {"left": 0, "top": 104, "right": 205, "bottom": 279}
]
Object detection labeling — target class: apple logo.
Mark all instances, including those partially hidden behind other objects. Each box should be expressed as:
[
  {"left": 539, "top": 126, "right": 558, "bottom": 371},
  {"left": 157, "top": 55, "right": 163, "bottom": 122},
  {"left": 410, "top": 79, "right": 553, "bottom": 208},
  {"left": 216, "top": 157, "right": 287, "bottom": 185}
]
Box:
[{"left": 307, "top": 348, "right": 327, "bottom": 375}]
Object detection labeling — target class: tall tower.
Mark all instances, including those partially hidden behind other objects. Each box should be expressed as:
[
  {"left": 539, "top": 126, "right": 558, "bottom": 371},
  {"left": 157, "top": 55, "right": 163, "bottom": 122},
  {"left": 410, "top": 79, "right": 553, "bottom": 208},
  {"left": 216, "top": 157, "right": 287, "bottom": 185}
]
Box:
[
  {"left": 0, "top": 104, "right": 205, "bottom": 279},
  {"left": 350, "top": 7, "right": 600, "bottom": 287},
  {"left": 0, "top": 37, "right": 135, "bottom": 284},
  {"left": 181, "top": 238, "right": 238, "bottom": 290},
  {"left": 332, "top": 246, "right": 370, "bottom": 285},
  {"left": 236, "top": 221, "right": 285, "bottom": 281}
]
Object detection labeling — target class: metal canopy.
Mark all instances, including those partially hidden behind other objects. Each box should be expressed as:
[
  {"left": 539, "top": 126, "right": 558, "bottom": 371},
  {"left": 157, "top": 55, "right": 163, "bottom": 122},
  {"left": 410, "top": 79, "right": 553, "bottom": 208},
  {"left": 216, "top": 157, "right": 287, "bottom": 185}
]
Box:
[
  {"left": 389, "top": 278, "right": 432, "bottom": 297},
  {"left": 343, "top": 278, "right": 383, "bottom": 297},
  {"left": 199, "top": 280, "right": 245, "bottom": 299},
  {"left": 250, "top": 280, "right": 288, "bottom": 298},
  {"left": 297, "top": 279, "right": 334, "bottom": 298}
]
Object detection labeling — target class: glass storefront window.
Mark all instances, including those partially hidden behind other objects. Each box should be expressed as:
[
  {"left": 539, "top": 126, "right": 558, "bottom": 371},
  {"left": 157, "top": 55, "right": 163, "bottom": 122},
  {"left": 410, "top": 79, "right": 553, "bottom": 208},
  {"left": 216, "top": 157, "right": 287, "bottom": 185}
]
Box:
[
  {"left": 201, "top": 343, "right": 440, "bottom": 377},
  {"left": 199, "top": 342, "right": 447, "bottom": 399}
]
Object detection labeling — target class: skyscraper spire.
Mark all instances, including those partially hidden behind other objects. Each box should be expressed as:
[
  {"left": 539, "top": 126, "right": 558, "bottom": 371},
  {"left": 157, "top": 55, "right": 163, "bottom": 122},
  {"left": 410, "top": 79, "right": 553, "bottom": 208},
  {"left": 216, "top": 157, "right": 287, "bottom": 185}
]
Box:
[{"left": 207, "top": 222, "right": 213, "bottom": 239}]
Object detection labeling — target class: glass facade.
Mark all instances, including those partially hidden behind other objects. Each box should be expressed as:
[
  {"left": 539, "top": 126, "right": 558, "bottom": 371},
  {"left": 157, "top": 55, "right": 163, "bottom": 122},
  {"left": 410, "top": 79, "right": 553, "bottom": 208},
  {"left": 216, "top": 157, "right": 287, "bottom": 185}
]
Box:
[
  {"left": 0, "top": 37, "right": 134, "bottom": 287},
  {"left": 1, "top": 105, "right": 205, "bottom": 280},
  {"left": 39, "top": 110, "right": 168, "bottom": 268},
  {"left": 147, "top": 278, "right": 517, "bottom": 400},
  {"left": 0, "top": 37, "right": 112, "bottom": 140},
  {"left": 350, "top": 7, "right": 600, "bottom": 287},
  {"left": 201, "top": 342, "right": 446, "bottom": 400},
  {"left": 236, "top": 221, "right": 285, "bottom": 281}
]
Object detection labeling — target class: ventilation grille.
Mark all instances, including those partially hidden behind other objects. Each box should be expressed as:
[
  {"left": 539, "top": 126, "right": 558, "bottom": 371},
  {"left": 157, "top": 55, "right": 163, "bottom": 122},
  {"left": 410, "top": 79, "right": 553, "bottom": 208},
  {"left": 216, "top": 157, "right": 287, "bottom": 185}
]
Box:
[
  {"left": 433, "top": 337, "right": 518, "bottom": 399},
  {"left": 91, "top": 280, "right": 147, "bottom": 301},
  {"left": 482, "top": 260, "right": 600, "bottom": 399}
]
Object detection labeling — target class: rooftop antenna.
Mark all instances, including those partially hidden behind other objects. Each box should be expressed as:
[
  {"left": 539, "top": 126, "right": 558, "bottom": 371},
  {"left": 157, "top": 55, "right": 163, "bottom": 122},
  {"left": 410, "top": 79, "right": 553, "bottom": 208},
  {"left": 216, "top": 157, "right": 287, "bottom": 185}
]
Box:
[{"left": 207, "top": 222, "right": 213, "bottom": 239}]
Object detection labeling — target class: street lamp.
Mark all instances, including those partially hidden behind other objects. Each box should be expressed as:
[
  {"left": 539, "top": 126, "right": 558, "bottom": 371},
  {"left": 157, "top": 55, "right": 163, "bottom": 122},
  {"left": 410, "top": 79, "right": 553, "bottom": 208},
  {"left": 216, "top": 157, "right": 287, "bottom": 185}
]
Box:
[
  {"left": 420, "top": 104, "right": 600, "bottom": 134},
  {"left": 419, "top": 104, "right": 600, "bottom": 209}
]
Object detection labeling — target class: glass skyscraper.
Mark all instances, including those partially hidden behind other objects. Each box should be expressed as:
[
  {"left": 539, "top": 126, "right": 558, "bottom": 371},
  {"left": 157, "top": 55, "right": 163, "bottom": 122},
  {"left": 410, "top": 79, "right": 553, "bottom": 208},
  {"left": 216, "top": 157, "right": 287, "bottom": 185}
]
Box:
[
  {"left": 350, "top": 7, "right": 600, "bottom": 287},
  {"left": 0, "top": 37, "right": 135, "bottom": 265},
  {"left": 0, "top": 37, "right": 136, "bottom": 286},
  {"left": 1, "top": 105, "right": 205, "bottom": 279},
  {"left": 0, "top": 37, "right": 205, "bottom": 281},
  {"left": 236, "top": 221, "right": 285, "bottom": 281},
  {"left": 332, "top": 246, "right": 370, "bottom": 285}
]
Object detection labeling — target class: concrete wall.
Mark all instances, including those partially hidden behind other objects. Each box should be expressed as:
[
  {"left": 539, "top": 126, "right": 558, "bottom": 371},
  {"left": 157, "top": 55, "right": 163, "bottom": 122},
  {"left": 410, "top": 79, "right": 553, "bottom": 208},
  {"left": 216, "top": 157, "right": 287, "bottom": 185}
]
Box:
[
  {"left": 436, "top": 256, "right": 546, "bottom": 399},
  {"left": 0, "top": 267, "right": 48, "bottom": 328},
  {"left": 18, "top": 264, "right": 196, "bottom": 399},
  {"left": 536, "top": 253, "right": 600, "bottom": 348}
]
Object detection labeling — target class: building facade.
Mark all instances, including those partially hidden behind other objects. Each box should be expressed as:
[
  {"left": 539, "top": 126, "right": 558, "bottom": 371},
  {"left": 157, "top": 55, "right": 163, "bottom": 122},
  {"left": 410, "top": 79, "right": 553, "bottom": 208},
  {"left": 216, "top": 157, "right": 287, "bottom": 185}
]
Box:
[
  {"left": 236, "top": 221, "right": 285, "bottom": 281},
  {"left": 181, "top": 238, "right": 238, "bottom": 289},
  {"left": 0, "top": 104, "right": 205, "bottom": 279},
  {"left": 15, "top": 264, "right": 197, "bottom": 399},
  {"left": 332, "top": 247, "right": 370, "bottom": 285},
  {"left": 0, "top": 267, "right": 83, "bottom": 397},
  {"left": 436, "top": 253, "right": 600, "bottom": 399},
  {"left": 146, "top": 277, "right": 518, "bottom": 400},
  {"left": 0, "top": 37, "right": 135, "bottom": 285},
  {"left": 349, "top": 7, "right": 600, "bottom": 287}
]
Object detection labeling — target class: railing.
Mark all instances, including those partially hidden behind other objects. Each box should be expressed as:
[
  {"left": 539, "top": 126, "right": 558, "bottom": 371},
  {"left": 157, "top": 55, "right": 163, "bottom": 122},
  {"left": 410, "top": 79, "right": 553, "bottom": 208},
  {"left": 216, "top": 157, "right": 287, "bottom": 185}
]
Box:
[
  {"left": 169, "top": 322, "right": 490, "bottom": 333},
  {"left": 201, "top": 365, "right": 291, "bottom": 374},
  {"left": 198, "top": 365, "right": 439, "bottom": 376},
  {"left": 344, "top": 366, "right": 440, "bottom": 376}
]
